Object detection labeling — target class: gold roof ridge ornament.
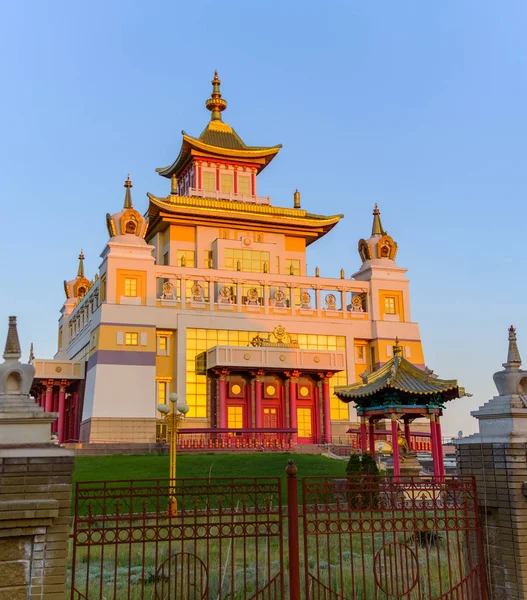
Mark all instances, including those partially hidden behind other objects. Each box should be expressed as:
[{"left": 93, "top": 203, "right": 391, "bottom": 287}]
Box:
[
  {"left": 123, "top": 174, "right": 133, "bottom": 209},
  {"left": 249, "top": 325, "right": 299, "bottom": 348},
  {"left": 206, "top": 70, "right": 227, "bottom": 122}
]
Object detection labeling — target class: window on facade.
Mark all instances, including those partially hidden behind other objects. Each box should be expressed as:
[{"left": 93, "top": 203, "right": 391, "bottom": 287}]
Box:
[
  {"left": 355, "top": 346, "right": 365, "bottom": 362},
  {"left": 238, "top": 175, "right": 251, "bottom": 195},
  {"left": 157, "top": 336, "right": 169, "bottom": 356},
  {"left": 100, "top": 275, "right": 107, "bottom": 302},
  {"left": 224, "top": 249, "right": 270, "bottom": 273},
  {"left": 157, "top": 381, "right": 167, "bottom": 405},
  {"left": 220, "top": 173, "right": 233, "bottom": 194},
  {"left": 125, "top": 332, "right": 138, "bottom": 346},
  {"left": 163, "top": 252, "right": 169, "bottom": 266},
  {"left": 176, "top": 250, "right": 196, "bottom": 267},
  {"left": 286, "top": 259, "right": 301, "bottom": 276},
  {"left": 204, "top": 250, "right": 213, "bottom": 268},
  {"left": 124, "top": 278, "right": 138, "bottom": 297},
  {"left": 297, "top": 408, "right": 312, "bottom": 438},
  {"left": 384, "top": 297, "right": 397, "bottom": 315},
  {"left": 228, "top": 406, "right": 243, "bottom": 429},
  {"left": 202, "top": 171, "right": 216, "bottom": 192}
]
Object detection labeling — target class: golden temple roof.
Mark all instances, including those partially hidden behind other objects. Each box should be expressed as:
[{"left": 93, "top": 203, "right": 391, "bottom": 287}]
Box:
[
  {"left": 335, "top": 342, "right": 463, "bottom": 403},
  {"left": 145, "top": 193, "right": 343, "bottom": 245},
  {"left": 156, "top": 72, "right": 281, "bottom": 178}
]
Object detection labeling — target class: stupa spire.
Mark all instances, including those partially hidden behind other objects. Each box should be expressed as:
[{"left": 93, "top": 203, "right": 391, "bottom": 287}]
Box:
[
  {"left": 371, "top": 203, "right": 386, "bottom": 236},
  {"left": 3, "top": 316, "right": 21, "bottom": 361},
  {"left": 503, "top": 325, "right": 522, "bottom": 370},
  {"left": 124, "top": 174, "right": 133, "bottom": 209},
  {"left": 77, "top": 250, "right": 85, "bottom": 278},
  {"left": 205, "top": 71, "right": 227, "bottom": 121}
]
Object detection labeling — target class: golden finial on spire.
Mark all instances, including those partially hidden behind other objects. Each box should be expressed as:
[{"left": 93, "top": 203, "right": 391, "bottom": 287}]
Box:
[
  {"left": 371, "top": 203, "right": 386, "bottom": 236},
  {"left": 393, "top": 337, "right": 402, "bottom": 357},
  {"left": 77, "top": 250, "right": 85, "bottom": 278},
  {"left": 294, "top": 189, "right": 301, "bottom": 209},
  {"left": 124, "top": 174, "right": 133, "bottom": 209},
  {"left": 205, "top": 70, "right": 227, "bottom": 121}
]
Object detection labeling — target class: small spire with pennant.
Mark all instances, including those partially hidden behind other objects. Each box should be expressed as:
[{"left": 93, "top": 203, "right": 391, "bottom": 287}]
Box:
[
  {"left": 371, "top": 203, "right": 386, "bottom": 236},
  {"left": 393, "top": 337, "right": 402, "bottom": 357},
  {"left": 503, "top": 325, "right": 522, "bottom": 370},
  {"left": 205, "top": 71, "right": 227, "bottom": 122},
  {"left": 28, "top": 342, "right": 35, "bottom": 364},
  {"left": 77, "top": 250, "right": 85, "bottom": 278},
  {"left": 124, "top": 174, "right": 133, "bottom": 209}
]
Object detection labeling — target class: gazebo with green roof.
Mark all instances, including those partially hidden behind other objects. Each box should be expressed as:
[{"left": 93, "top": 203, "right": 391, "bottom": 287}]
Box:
[{"left": 335, "top": 339, "right": 468, "bottom": 477}]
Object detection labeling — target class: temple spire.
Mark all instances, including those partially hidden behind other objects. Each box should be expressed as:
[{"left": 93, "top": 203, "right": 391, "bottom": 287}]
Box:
[
  {"left": 124, "top": 174, "right": 133, "bottom": 209},
  {"left": 205, "top": 71, "right": 227, "bottom": 121},
  {"left": 77, "top": 250, "right": 85, "bottom": 278},
  {"left": 503, "top": 325, "right": 522, "bottom": 370},
  {"left": 371, "top": 203, "right": 386, "bottom": 236},
  {"left": 393, "top": 337, "right": 402, "bottom": 357},
  {"left": 3, "top": 316, "right": 21, "bottom": 361}
]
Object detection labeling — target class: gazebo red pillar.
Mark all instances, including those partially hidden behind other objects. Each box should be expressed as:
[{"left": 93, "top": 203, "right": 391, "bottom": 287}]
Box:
[
  {"left": 429, "top": 414, "right": 441, "bottom": 477},
  {"left": 45, "top": 380, "right": 53, "bottom": 412},
  {"left": 360, "top": 416, "right": 368, "bottom": 453},
  {"left": 436, "top": 414, "right": 445, "bottom": 476},
  {"left": 390, "top": 414, "right": 401, "bottom": 479},
  {"left": 368, "top": 418, "right": 376, "bottom": 457}
]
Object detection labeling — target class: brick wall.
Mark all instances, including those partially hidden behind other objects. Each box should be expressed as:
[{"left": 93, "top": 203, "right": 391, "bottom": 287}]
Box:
[
  {"left": 457, "top": 442, "right": 527, "bottom": 600},
  {"left": 0, "top": 453, "right": 74, "bottom": 600}
]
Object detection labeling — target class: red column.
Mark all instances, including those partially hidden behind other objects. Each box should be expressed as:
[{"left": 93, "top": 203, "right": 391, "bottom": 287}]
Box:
[
  {"left": 288, "top": 373, "right": 299, "bottom": 443},
  {"left": 251, "top": 172, "right": 256, "bottom": 196},
  {"left": 254, "top": 373, "right": 263, "bottom": 429},
  {"left": 216, "top": 167, "right": 220, "bottom": 191},
  {"left": 321, "top": 375, "right": 332, "bottom": 444},
  {"left": 429, "top": 414, "right": 440, "bottom": 477},
  {"left": 404, "top": 420, "right": 412, "bottom": 450},
  {"left": 436, "top": 415, "right": 445, "bottom": 476},
  {"left": 360, "top": 416, "right": 368, "bottom": 453},
  {"left": 197, "top": 164, "right": 202, "bottom": 190},
  {"left": 73, "top": 391, "right": 80, "bottom": 441},
  {"left": 45, "top": 380, "right": 53, "bottom": 412},
  {"left": 233, "top": 168, "right": 238, "bottom": 194},
  {"left": 57, "top": 380, "right": 67, "bottom": 444},
  {"left": 218, "top": 372, "right": 228, "bottom": 429},
  {"left": 391, "top": 414, "right": 401, "bottom": 479},
  {"left": 368, "top": 418, "right": 376, "bottom": 457}
]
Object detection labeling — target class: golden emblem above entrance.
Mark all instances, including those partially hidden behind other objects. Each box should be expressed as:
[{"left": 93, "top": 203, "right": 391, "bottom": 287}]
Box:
[{"left": 249, "top": 325, "right": 299, "bottom": 348}]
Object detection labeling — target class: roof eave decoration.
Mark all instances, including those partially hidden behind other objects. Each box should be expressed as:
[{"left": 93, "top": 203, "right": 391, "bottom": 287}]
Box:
[
  {"left": 156, "top": 135, "right": 282, "bottom": 179},
  {"left": 358, "top": 239, "right": 372, "bottom": 262},
  {"left": 334, "top": 353, "right": 463, "bottom": 403}
]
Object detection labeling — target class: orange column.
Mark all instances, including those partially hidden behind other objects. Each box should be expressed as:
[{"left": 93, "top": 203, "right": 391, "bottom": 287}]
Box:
[
  {"left": 45, "top": 380, "right": 53, "bottom": 412},
  {"left": 368, "top": 418, "right": 376, "bottom": 457},
  {"left": 288, "top": 371, "right": 300, "bottom": 443},
  {"left": 360, "top": 416, "right": 368, "bottom": 453},
  {"left": 320, "top": 373, "right": 332, "bottom": 443},
  {"left": 254, "top": 371, "right": 263, "bottom": 429},
  {"left": 218, "top": 369, "right": 228, "bottom": 429}
]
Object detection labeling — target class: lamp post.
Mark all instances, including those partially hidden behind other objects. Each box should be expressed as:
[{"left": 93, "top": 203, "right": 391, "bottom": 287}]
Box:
[{"left": 157, "top": 392, "right": 189, "bottom": 516}]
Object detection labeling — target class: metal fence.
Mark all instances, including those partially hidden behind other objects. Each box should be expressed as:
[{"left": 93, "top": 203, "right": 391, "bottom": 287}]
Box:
[{"left": 70, "top": 466, "right": 487, "bottom": 600}]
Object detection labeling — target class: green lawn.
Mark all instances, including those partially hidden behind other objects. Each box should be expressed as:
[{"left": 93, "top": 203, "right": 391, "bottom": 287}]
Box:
[{"left": 73, "top": 452, "right": 346, "bottom": 483}]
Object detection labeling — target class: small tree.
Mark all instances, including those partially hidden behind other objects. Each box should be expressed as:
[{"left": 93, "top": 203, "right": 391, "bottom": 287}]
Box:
[
  {"left": 346, "top": 453, "right": 362, "bottom": 477},
  {"left": 361, "top": 451, "right": 380, "bottom": 509},
  {"left": 346, "top": 453, "right": 363, "bottom": 508}
]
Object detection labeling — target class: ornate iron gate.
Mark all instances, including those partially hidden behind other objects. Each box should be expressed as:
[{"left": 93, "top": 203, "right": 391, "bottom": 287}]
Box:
[
  {"left": 70, "top": 468, "right": 487, "bottom": 600},
  {"left": 70, "top": 477, "right": 284, "bottom": 599},
  {"left": 301, "top": 475, "right": 487, "bottom": 599}
]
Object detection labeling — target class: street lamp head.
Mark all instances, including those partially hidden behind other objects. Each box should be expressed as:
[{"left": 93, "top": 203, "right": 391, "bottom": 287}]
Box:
[
  {"left": 157, "top": 403, "right": 170, "bottom": 414},
  {"left": 168, "top": 393, "right": 178, "bottom": 404},
  {"left": 177, "top": 402, "right": 190, "bottom": 415}
]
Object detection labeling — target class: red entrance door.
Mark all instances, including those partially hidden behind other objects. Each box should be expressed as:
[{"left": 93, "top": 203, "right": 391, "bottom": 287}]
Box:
[{"left": 263, "top": 407, "right": 278, "bottom": 428}]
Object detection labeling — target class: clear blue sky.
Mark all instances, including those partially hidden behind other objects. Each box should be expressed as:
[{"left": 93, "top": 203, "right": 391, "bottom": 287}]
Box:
[{"left": 1, "top": 1, "right": 526, "bottom": 436}]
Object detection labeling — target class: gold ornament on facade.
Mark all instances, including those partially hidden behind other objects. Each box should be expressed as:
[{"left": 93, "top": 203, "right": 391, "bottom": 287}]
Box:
[
  {"left": 300, "top": 291, "right": 311, "bottom": 309},
  {"left": 299, "top": 386, "right": 310, "bottom": 397},
  {"left": 376, "top": 235, "right": 398, "bottom": 260},
  {"left": 279, "top": 354, "right": 286, "bottom": 362},
  {"left": 162, "top": 281, "right": 175, "bottom": 299},
  {"left": 273, "top": 325, "right": 287, "bottom": 342},
  {"left": 219, "top": 286, "right": 232, "bottom": 301},
  {"left": 325, "top": 294, "right": 337, "bottom": 310},
  {"left": 244, "top": 353, "right": 251, "bottom": 360},
  {"left": 191, "top": 284, "right": 204, "bottom": 301},
  {"left": 247, "top": 288, "right": 259, "bottom": 301},
  {"left": 314, "top": 356, "right": 320, "bottom": 363},
  {"left": 358, "top": 239, "right": 372, "bottom": 262}
]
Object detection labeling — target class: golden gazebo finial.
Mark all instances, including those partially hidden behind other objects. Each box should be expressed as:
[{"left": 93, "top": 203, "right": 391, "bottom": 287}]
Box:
[
  {"left": 393, "top": 337, "right": 402, "bottom": 357},
  {"left": 205, "top": 70, "right": 227, "bottom": 121},
  {"left": 123, "top": 174, "right": 133, "bottom": 209},
  {"left": 77, "top": 250, "right": 85, "bottom": 278}
]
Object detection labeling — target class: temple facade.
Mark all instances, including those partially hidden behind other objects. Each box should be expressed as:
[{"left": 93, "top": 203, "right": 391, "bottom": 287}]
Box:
[{"left": 32, "top": 73, "right": 425, "bottom": 446}]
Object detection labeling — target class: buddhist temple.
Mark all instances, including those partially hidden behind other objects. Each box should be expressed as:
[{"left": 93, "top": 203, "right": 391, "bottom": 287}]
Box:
[{"left": 30, "top": 73, "right": 429, "bottom": 448}]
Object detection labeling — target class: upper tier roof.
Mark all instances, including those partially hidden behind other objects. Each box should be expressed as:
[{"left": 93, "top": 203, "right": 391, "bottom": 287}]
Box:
[{"left": 156, "top": 73, "right": 281, "bottom": 178}]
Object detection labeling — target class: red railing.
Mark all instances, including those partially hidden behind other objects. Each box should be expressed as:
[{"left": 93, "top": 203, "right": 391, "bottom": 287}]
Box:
[
  {"left": 329, "top": 432, "right": 434, "bottom": 452},
  {"left": 169, "top": 428, "right": 296, "bottom": 451}
]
